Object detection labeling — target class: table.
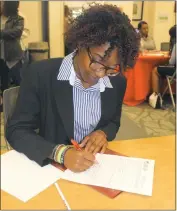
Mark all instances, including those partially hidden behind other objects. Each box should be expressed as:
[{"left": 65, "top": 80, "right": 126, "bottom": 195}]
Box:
[
  {"left": 123, "top": 52, "right": 170, "bottom": 106},
  {"left": 1, "top": 135, "right": 175, "bottom": 210}
]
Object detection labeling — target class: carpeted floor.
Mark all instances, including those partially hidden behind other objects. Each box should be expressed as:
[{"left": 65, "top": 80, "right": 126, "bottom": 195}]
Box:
[
  {"left": 0, "top": 102, "right": 176, "bottom": 150},
  {"left": 121, "top": 103, "right": 175, "bottom": 137}
]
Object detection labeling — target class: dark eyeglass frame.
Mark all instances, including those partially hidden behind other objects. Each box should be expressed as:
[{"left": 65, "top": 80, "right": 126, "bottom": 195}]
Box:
[{"left": 87, "top": 48, "right": 120, "bottom": 76}]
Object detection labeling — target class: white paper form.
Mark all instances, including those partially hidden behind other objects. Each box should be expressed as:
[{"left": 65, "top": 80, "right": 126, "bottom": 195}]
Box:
[
  {"left": 1, "top": 150, "right": 63, "bottom": 202},
  {"left": 61, "top": 153, "right": 155, "bottom": 196}
]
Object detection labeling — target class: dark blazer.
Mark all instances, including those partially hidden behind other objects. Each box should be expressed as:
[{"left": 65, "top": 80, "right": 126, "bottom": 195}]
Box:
[
  {"left": 6, "top": 58, "right": 127, "bottom": 166},
  {"left": 0, "top": 15, "right": 24, "bottom": 61}
]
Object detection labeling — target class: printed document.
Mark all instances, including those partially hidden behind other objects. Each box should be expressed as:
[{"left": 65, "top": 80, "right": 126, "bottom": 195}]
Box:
[{"left": 62, "top": 153, "right": 155, "bottom": 196}]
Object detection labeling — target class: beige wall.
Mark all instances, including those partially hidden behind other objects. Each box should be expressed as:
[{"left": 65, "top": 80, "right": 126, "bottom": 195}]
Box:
[
  {"left": 19, "top": 1, "right": 42, "bottom": 44},
  {"left": 153, "top": 1, "right": 175, "bottom": 50},
  {"left": 105, "top": 1, "right": 133, "bottom": 20},
  {"left": 20, "top": 1, "right": 64, "bottom": 58},
  {"left": 132, "top": 1, "right": 155, "bottom": 36},
  {"left": 48, "top": 1, "right": 64, "bottom": 58},
  {"left": 64, "top": 1, "right": 104, "bottom": 8}
]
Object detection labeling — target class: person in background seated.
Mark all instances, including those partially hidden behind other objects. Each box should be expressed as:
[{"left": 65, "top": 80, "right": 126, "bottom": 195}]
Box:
[
  {"left": 151, "top": 25, "right": 176, "bottom": 96},
  {"left": 138, "top": 21, "right": 156, "bottom": 51},
  {"left": 6, "top": 4, "right": 139, "bottom": 173},
  {"left": 169, "top": 25, "right": 176, "bottom": 55}
]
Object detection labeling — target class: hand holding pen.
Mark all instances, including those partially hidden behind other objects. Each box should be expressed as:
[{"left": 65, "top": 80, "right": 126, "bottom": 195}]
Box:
[
  {"left": 63, "top": 139, "right": 96, "bottom": 173},
  {"left": 71, "top": 139, "right": 98, "bottom": 164}
]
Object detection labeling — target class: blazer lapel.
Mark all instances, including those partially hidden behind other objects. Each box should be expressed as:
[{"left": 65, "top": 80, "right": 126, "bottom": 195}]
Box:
[
  {"left": 101, "top": 90, "right": 110, "bottom": 121},
  {"left": 53, "top": 79, "right": 74, "bottom": 139}
]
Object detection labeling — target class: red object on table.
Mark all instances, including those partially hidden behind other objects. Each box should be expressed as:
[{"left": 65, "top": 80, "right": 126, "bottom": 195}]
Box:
[{"left": 123, "top": 52, "right": 170, "bottom": 106}]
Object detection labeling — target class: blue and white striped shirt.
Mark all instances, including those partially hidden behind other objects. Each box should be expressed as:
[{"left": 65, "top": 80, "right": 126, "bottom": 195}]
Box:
[{"left": 57, "top": 52, "right": 113, "bottom": 143}]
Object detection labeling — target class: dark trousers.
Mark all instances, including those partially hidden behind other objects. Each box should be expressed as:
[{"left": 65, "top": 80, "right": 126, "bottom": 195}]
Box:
[
  {"left": 9, "top": 60, "right": 22, "bottom": 86},
  {"left": 0, "top": 59, "right": 9, "bottom": 94},
  {"left": 0, "top": 59, "right": 22, "bottom": 94}
]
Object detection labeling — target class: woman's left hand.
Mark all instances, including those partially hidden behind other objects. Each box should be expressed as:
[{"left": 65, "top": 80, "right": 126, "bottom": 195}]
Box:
[{"left": 79, "top": 130, "right": 108, "bottom": 155}]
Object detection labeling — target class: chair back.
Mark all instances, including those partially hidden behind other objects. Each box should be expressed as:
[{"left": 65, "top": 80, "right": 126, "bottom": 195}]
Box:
[{"left": 3, "top": 86, "right": 20, "bottom": 134}]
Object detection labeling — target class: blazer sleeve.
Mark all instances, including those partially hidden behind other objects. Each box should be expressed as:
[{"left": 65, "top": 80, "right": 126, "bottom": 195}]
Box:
[
  {"left": 0, "top": 16, "right": 24, "bottom": 40},
  {"left": 100, "top": 76, "right": 127, "bottom": 141},
  {"left": 6, "top": 64, "right": 56, "bottom": 166}
]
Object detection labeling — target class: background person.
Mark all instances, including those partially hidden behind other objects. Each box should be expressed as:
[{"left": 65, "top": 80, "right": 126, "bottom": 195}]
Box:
[
  {"left": 138, "top": 21, "right": 156, "bottom": 51},
  {"left": 150, "top": 25, "right": 176, "bottom": 108},
  {"left": 151, "top": 25, "right": 176, "bottom": 94},
  {"left": 0, "top": 1, "right": 24, "bottom": 93}
]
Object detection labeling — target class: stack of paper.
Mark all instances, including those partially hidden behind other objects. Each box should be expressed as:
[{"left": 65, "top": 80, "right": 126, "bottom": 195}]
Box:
[
  {"left": 1, "top": 150, "right": 63, "bottom": 202},
  {"left": 61, "top": 153, "right": 155, "bottom": 196}
]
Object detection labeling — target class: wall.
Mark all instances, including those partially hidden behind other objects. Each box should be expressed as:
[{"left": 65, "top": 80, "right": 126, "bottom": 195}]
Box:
[
  {"left": 20, "top": 1, "right": 64, "bottom": 58},
  {"left": 64, "top": 1, "right": 104, "bottom": 8},
  {"left": 153, "top": 1, "right": 175, "bottom": 50},
  {"left": 106, "top": 1, "right": 133, "bottom": 20},
  {"left": 132, "top": 1, "right": 155, "bottom": 36},
  {"left": 19, "top": 1, "right": 42, "bottom": 44},
  {"left": 48, "top": 1, "right": 64, "bottom": 58}
]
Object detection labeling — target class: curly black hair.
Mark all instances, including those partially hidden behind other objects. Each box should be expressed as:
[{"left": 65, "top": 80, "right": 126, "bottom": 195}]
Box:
[
  {"left": 65, "top": 3, "right": 140, "bottom": 69},
  {"left": 169, "top": 25, "right": 176, "bottom": 38},
  {"left": 169, "top": 25, "right": 176, "bottom": 54}
]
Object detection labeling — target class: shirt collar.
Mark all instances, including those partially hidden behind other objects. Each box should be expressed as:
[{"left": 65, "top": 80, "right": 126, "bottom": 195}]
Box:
[{"left": 57, "top": 52, "right": 113, "bottom": 92}]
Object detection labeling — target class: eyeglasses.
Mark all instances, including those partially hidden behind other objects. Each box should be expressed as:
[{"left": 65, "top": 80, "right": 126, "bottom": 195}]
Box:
[{"left": 87, "top": 48, "right": 120, "bottom": 77}]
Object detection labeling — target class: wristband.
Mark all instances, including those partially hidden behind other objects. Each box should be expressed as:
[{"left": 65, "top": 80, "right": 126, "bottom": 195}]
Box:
[
  {"left": 60, "top": 146, "right": 73, "bottom": 165},
  {"left": 56, "top": 145, "right": 66, "bottom": 163},
  {"left": 54, "top": 144, "right": 64, "bottom": 162},
  {"left": 52, "top": 145, "right": 60, "bottom": 160}
]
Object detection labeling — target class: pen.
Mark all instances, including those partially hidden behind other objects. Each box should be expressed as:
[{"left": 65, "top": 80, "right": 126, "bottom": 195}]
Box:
[
  {"left": 71, "top": 139, "right": 98, "bottom": 164},
  {"left": 55, "top": 183, "right": 71, "bottom": 210},
  {"left": 71, "top": 139, "right": 82, "bottom": 151}
]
